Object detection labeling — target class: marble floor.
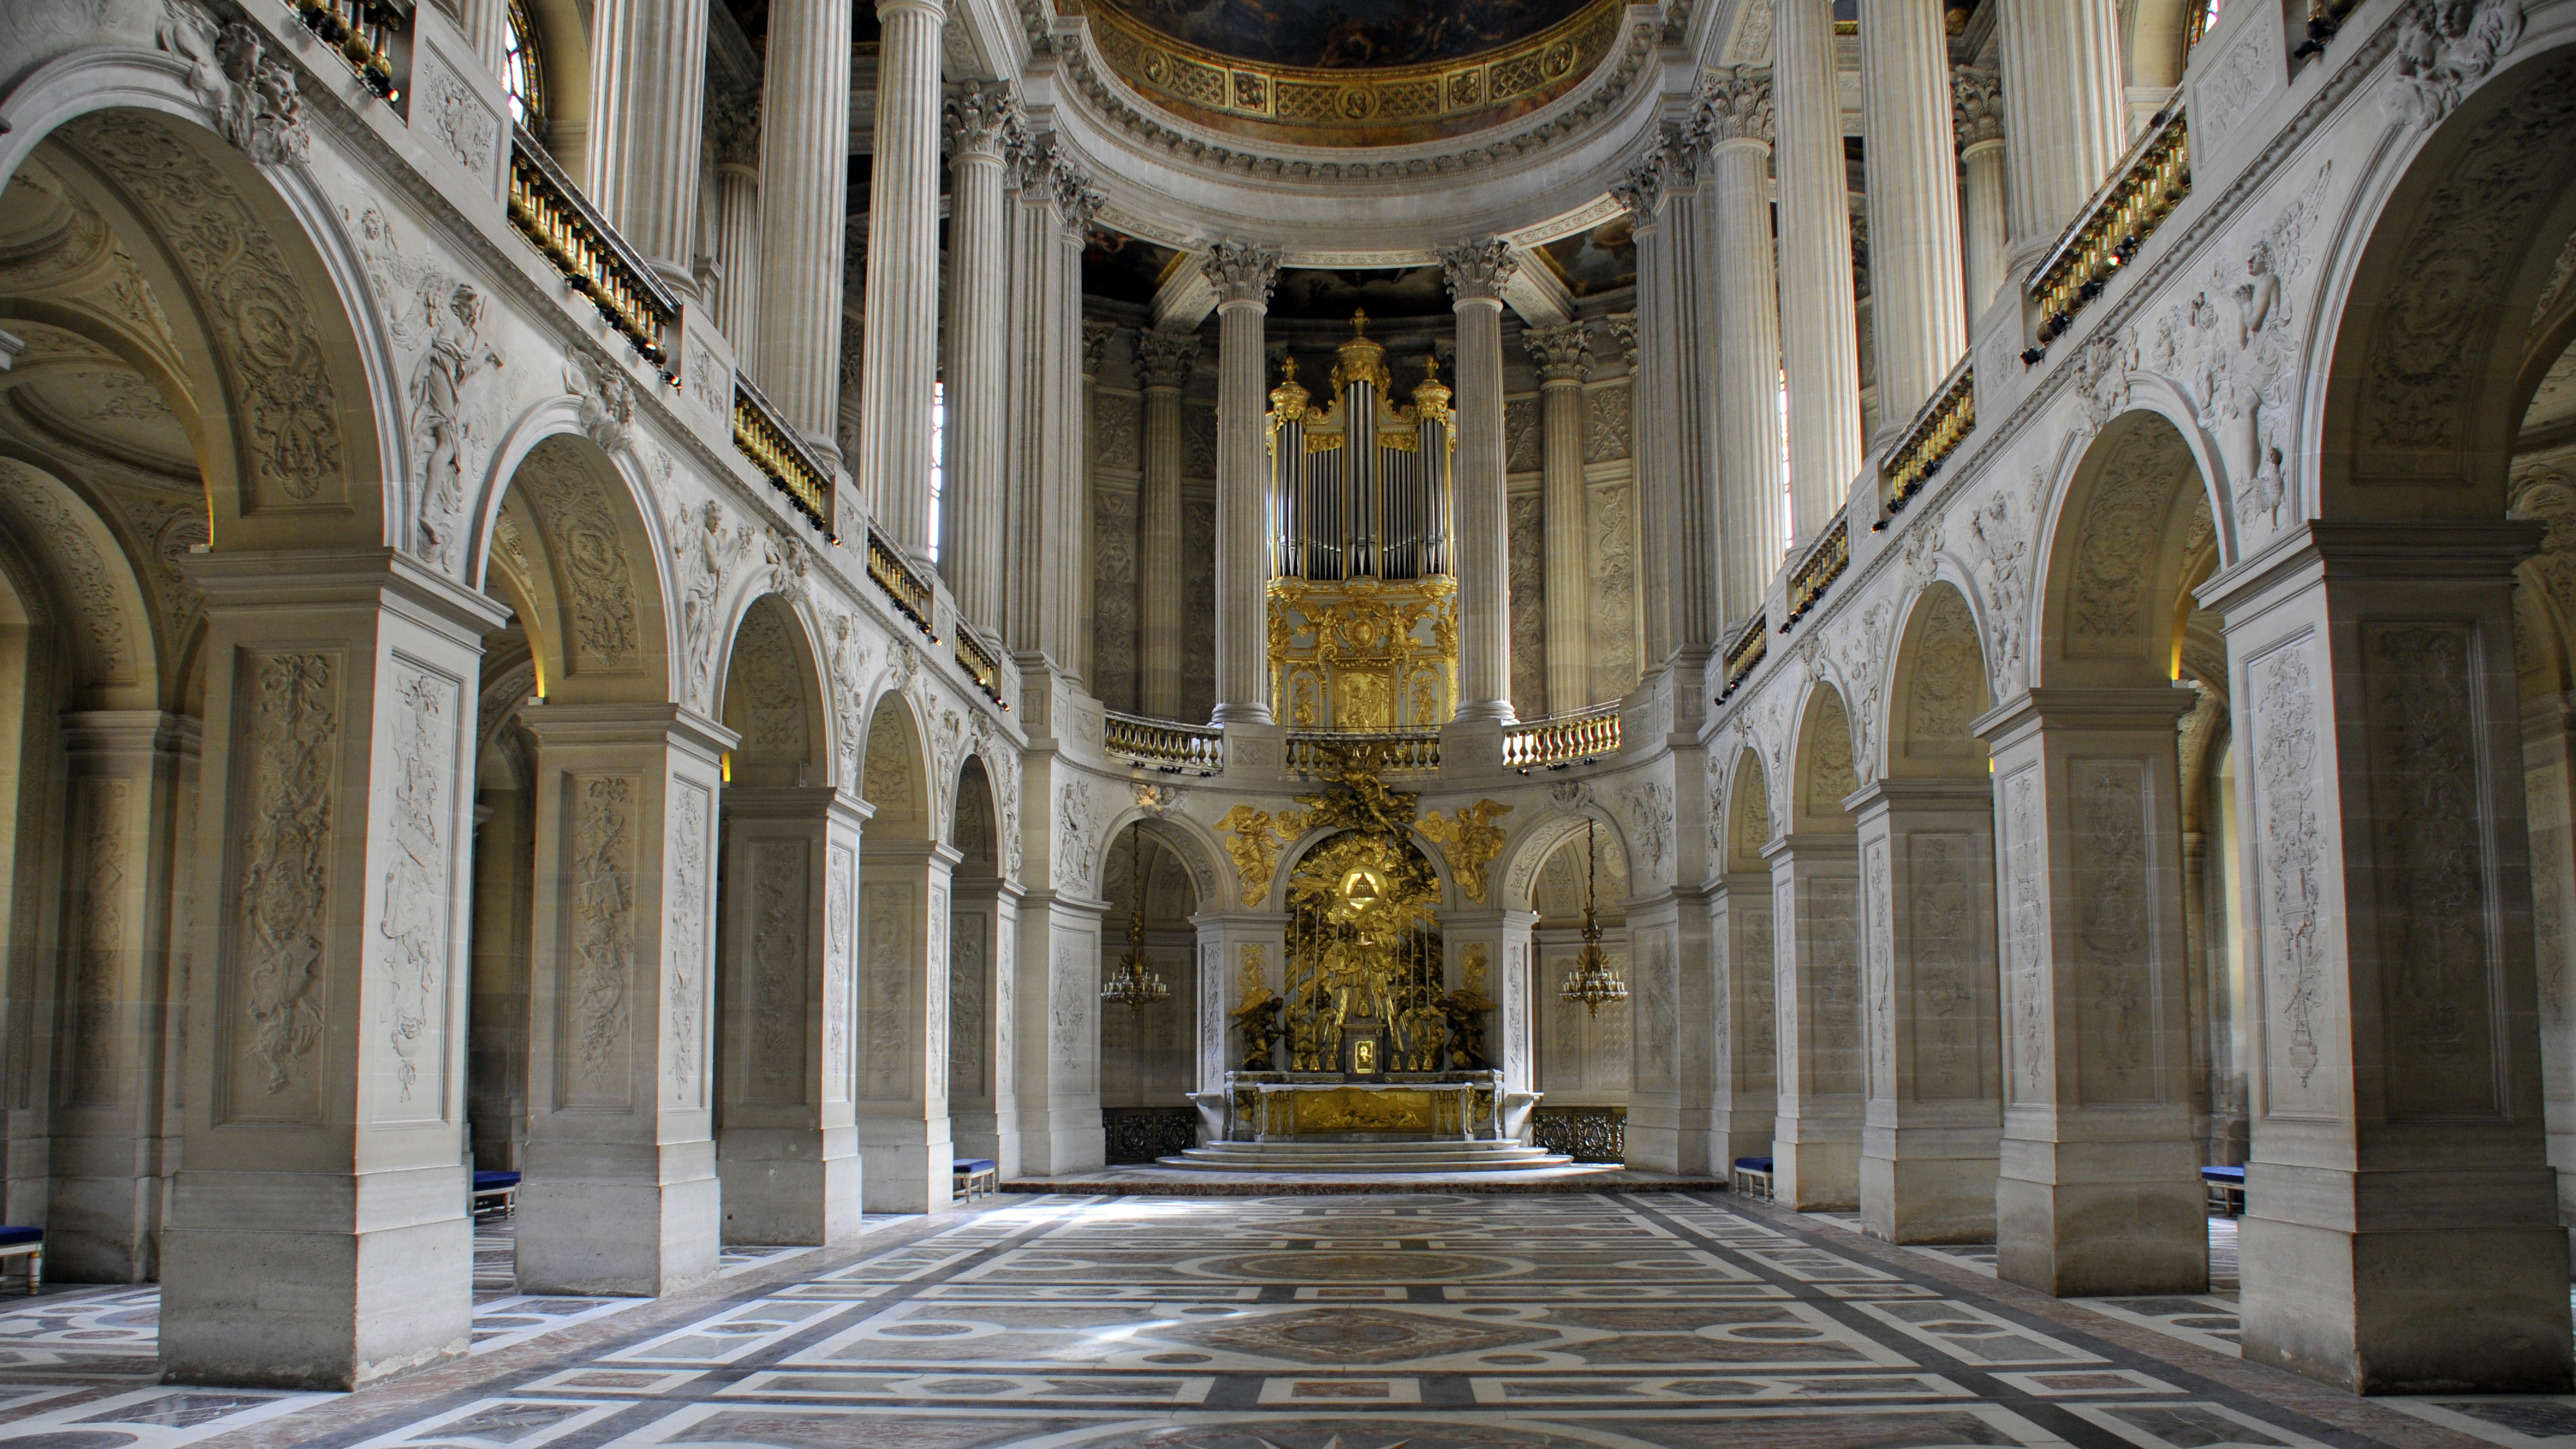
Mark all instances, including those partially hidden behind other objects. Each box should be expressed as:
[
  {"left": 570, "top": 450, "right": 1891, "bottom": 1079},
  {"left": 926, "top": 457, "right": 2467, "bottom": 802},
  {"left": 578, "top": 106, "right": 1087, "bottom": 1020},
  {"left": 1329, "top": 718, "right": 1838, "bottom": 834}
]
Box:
[{"left": 0, "top": 1193, "right": 2551, "bottom": 1448}]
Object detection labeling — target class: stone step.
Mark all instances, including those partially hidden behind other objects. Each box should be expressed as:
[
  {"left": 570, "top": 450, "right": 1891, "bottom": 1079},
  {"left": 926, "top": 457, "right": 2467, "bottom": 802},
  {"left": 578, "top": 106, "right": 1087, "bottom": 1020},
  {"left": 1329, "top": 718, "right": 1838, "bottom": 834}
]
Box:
[{"left": 1159, "top": 1140, "right": 1577, "bottom": 1174}]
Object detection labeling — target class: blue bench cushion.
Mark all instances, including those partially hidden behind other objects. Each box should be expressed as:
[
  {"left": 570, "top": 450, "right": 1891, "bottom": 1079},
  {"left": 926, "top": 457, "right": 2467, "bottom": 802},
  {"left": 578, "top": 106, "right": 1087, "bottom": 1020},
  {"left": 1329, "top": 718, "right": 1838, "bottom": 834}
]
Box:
[
  {"left": 2201, "top": 1167, "right": 2245, "bottom": 1184},
  {"left": 1733, "top": 1157, "right": 1774, "bottom": 1173},
  {"left": 0, "top": 1227, "right": 42, "bottom": 1248},
  {"left": 473, "top": 1171, "right": 523, "bottom": 1190},
  {"left": 953, "top": 1159, "right": 997, "bottom": 1174}
]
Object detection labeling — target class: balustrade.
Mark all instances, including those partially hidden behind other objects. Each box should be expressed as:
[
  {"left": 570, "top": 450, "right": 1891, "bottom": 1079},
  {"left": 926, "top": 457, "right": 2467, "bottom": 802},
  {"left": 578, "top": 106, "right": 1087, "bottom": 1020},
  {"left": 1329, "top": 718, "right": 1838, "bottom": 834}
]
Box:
[
  {"left": 293, "top": 0, "right": 401, "bottom": 98},
  {"left": 2025, "top": 108, "right": 2191, "bottom": 359},
  {"left": 1882, "top": 361, "right": 1974, "bottom": 519},
  {"left": 1718, "top": 613, "right": 1768, "bottom": 702},
  {"left": 506, "top": 129, "right": 679, "bottom": 372},
  {"left": 731, "top": 374, "right": 836, "bottom": 539},
  {"left": 1286, "top": 730, "right": 1439, "bottom": 777},
  {"left": 1104, "top": 712, "right": 1225, "bottom": 775},
  {"left": 954, "top": 629, "right": 1007, "bottom": 709},
  {"left": 1782, "top": 516, "right": 1849, "bottom": 631},
  {"left": 1502, "top": 705, "right": 1622, "bottom": 771},
  {"left": 865, "top": 526, "right": 935, "bottom": 637}
]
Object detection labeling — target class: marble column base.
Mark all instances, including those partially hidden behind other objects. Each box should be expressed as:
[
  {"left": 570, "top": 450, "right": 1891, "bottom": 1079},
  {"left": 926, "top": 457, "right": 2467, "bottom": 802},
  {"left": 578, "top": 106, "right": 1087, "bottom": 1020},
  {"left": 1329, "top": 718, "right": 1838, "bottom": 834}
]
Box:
[
  {"left": 718, "top": 1124, "right": 862, "bottom": 1246},
  {"left": 1860, "top": 1118, "right": 1999, "bottom": 1244},
  {"left": 1996, "top": 1135, "right": 2203, "bottom": 1298},
  {"left": 517, "top": 1140, "right": 721, "bottom": 1297},
  {"left": 159, "top": 1167, "right": 471, "bottom": 1389}
]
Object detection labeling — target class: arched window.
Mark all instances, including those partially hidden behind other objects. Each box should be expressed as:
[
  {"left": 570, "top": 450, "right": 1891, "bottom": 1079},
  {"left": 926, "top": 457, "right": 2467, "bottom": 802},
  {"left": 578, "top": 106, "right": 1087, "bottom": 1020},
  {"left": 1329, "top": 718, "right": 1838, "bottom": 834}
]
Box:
[{"left": 502, "top": 0, "right": 545, "bottom": 129}]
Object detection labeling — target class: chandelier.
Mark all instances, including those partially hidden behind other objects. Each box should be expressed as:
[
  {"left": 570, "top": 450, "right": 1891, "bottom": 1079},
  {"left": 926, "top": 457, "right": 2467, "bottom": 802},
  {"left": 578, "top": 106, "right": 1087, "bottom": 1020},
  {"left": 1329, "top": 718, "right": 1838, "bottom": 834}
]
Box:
[
  {"left": 1558, "top": 817, "right": 1628, "bottom": 1018},
  {"left": 1101, "top": 833, "right": 1170, "bottom": 1014}
]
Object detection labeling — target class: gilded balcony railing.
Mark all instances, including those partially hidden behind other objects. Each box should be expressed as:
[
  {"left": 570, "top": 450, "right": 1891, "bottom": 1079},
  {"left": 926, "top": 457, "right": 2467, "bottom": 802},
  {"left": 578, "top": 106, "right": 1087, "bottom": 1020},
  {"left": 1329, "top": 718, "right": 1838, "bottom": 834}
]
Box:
[
  {"left": 2026, "top": 107, "right": 2190, "bottom": 357},
  {"left": 955, "top": 628, "right": 1006, "bottom": 709},
  {"left": 865, "top": 527, "right": 935, "bottom": 637},
  {"left": 731, "top": 374, "right": 835, "bottom": 539},
  {"left": 1718, "top": 613, "right": 1768, "bottom": 701},
  {"left": 2293, "top": 0, "right": 2363, "bottom": 58},
  {"left": 1502, "top": 704, "right": 1622, "bottom": 771},
  {"left": 1104, "top": 711, "right": 1225, "bottom": 774},
  {"left": 1783, "top": 515, "right": 1849, "bottom": 631},
  {"left": 293, "top": 0, "right": 401, "bottom": 98},
  {"left": 1882, "top": 361, "right": 1974, "bottom": 518},
  {"left": 506, "top": 128, "right": 678, "bottom": 370},
  {"left": 1286, "top": 730, "right": 1439, "bottom": 777}
]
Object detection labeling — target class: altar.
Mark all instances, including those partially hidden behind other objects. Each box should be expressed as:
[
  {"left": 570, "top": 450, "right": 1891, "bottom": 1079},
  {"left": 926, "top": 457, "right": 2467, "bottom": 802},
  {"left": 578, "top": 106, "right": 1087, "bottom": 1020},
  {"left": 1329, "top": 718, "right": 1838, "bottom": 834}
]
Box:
[{"left": 1219, "top": 1070, "right": 1506, "bottom": 1143}]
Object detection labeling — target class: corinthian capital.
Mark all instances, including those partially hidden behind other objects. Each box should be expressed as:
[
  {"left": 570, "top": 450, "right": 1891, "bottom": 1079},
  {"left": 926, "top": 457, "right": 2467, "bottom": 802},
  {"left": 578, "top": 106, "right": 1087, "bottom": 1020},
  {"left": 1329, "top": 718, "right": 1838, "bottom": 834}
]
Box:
[
  {"left": 1437, "top": 237, "right": 1518, "bottom": 304},
  {"left": 1522, "top": 322, "right": 1590, "bottom": 383},
  {"left": 1952, "top": 66, "right": 2004, "bottom": 148},
  {"left": 1202, "top": 240, "right": 1281, "bottom": 307},
  {"left": 1134, "top": 330, "right": 1202, "bottom": 389},
  {"left": 1697, "top": 66, "right": 1774, "bottom": 147},
  {"left": 944, "top": 79, "right": 1020, "bottom": 161},
  {"left": 1607, "top": 149, "right": 1667, "bottom": 222}
]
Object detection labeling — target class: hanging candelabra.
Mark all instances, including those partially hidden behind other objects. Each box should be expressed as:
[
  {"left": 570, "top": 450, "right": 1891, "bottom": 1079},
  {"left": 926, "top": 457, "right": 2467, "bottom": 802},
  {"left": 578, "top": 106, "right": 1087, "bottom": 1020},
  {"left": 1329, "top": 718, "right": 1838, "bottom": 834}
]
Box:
[
  {"left": 1101, "top": 833, "right": 1170, "bottom": 1014},
  {"left": 1557, "top": 817, "right": 1628, "bottom": 1017}
]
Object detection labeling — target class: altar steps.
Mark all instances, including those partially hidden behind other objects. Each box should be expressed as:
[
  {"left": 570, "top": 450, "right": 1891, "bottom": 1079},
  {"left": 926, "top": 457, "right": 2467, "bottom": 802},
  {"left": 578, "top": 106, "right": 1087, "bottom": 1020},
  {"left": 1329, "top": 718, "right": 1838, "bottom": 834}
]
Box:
[{"left": 1156, "top": 1140, "right": 1577, "bottom": 1174}]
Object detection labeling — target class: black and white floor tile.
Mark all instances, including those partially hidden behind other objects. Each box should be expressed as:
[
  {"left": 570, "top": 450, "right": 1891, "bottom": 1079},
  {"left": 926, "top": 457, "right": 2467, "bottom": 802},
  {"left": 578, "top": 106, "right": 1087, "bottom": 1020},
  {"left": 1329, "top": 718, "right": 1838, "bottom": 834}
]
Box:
[{"left": 0, "top": 1195, "right": 2550, "bottom": 1448}]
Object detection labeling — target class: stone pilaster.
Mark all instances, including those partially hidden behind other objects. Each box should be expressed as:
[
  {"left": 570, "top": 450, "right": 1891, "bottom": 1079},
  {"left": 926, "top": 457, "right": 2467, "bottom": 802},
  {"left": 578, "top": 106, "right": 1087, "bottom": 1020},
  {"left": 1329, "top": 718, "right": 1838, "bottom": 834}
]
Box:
[
  {"left": 1700, "top": 68, "right": 1785, "bottom": 624},
  {"left": 47, "top": 711, "right": 193, "bottom": 1283},
  {"left": 1191, "top": 913, "right": 1287, "bottom": 1094},
  {"left": 1137, "top": 331, "right": 1202, "bottom": 719},
  {"left": 1773, "top": 0, "right": 1862, "bottom": 544},
  {"left": 1952, "top": 68, "right": 2009, "bottom": 315},
  {"left": 516, "top": 703, "right": 734, "bottom": 1297},
  {"left": 853, "top": 0, "right": 944, "bottom": 541},
  {"left": 1850, "top": 778, "right": 2002, "bottom": 1244},
  {"left": 162, "top": 551, "right": 506, "bottom": 1389},
  {"left": 948, "top": 876, "right": 1019, "bottom": 1176},
  {"left": 1859, "top": 0, "right": 1968, "bottom": 440},
  {"left": 1522, "top": 322, "right": 1590, "bottom": 715},
  {"left": 1767, "top": 830, "right": 1863, "bottom": 1208},
  {"left": 1996, "top": 0, "right": 2127, "bottom": 274},
  {"left": 1206, "top": 240, "right": 1280, "bottom": 727},
  {"left": 2207, "top": 523, "right": 2573, "bottom": 1393},
  {"left": 942, "top": 81, "right": 1017, "bottom": 627},
  {"left": 583, "top": 0, "right": 708, "bottom": 292},
  {"left": 1707, "top": 869, "right": 1778, "bottom": 1172},
  {"left": 856, "top": 835, "right": 960, "bottom": 1212},
  {"left": 751, "top": 0, "right": 852, "bottom": 462},
  {"left": 714, "top": 787, "right": 865, "bottom": 1245},
  {"left": 1977, "top": 688, "right": 2204, "bottom": 1297},
  {"left": 705, "top": 85, "right": 763, "bottom": 360}
]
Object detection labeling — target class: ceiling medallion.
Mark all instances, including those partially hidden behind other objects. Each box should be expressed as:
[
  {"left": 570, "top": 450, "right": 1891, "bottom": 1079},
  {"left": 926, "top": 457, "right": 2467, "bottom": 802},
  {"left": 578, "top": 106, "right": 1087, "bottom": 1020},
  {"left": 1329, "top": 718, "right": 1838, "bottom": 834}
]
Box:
[{"left": 1085, "top": 0, "right": 1623, "bottom": 148}]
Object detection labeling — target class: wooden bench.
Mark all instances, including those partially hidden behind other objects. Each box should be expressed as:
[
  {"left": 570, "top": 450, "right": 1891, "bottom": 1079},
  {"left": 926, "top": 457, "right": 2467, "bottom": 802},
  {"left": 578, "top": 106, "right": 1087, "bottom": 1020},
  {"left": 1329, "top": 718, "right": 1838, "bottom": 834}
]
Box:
[
  {"left": 0, "top": 1228, "right": 41, "bottom": 1295},
  {"left": 471, "top": 1171, "right": 523, "bottom": 1219},
  {"left": 1731, "top": 1156, "right": 1775, "bottom": 1202},
  {"left": 2201, "top": 1165, "right": 2245, "bottom": 1217},
  {"left": 953, "top": 1158, "right": 998, "bottom": 1202}
]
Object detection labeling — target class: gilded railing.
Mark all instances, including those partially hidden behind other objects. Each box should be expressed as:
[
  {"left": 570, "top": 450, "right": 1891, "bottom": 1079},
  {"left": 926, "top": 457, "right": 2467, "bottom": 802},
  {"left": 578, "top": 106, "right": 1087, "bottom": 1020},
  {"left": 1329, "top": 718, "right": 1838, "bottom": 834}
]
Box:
[
  {"left": 1104, "top": 711, "right": 1225, "bottom": 774},
  {"left": 1783, "top": 516, "right": 1849, "bottom": 631},
  {"left": 731, "top": 374, "right": 835, "bottom": 539},
  {"left": 954, "top": 628, "right": 1007, "bottom": 709},
  {"left": 506, "top": 128, "right": 677, "bottom": 370},
  {"left": 1286, "top": 730, "right": 1439, "bottom": 777},
  {"left": 1882, "top": 361, "right": 1975, "bottom": 518},
  {"left": 865, "top": 527, "right": 935, "bottom": 637},
  {"left": 1502, "top": 704, "right": 1621, "bottom": 771},
  {"left": 294, "top": 0, "right": 401, "bottom": 98},
  {"left": 2026, "top": 107, "right": 2190, "bottom": 357},
  {"left": 2293, "top": 0, "right": 2363, "bottom": 58},
  {"left": 1718, "top": 613, "right": 1768, "bottom": 701}
]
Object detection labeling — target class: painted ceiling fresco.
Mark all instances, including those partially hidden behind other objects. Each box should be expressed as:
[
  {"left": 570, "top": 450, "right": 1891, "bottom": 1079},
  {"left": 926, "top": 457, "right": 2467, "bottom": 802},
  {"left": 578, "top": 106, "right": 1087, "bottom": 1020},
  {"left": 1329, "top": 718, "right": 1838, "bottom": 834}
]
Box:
[{"left": 1090, "top": 0, "right": 1590, "bottom": 70}]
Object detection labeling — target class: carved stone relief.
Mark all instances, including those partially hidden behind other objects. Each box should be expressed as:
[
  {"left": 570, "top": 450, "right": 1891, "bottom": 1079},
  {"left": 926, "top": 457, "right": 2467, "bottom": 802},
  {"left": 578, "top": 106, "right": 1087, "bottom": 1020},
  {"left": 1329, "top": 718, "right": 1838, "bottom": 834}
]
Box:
[
  {"left": 567, "top": 775, "right": 637, "bottom": 1105},
  {"left": 1967, "top": 486, "right": 2030, "bottom": 685},
  {"left": 864, "top": 882, "right": 912, "bottom": 1098},
  {"left": 950, "top": 911, "right": 988, "bottom": 1097},
  {"left": 1584, "top": 384, "right": 1632, "bottom": 463},
  {"left": 0, "top": 463, "right": 133, "bottom": 683},
  {"left": 1057, "top": 778, "right": 1101, "bottom": 892},
  {"left": 1864, "top": 839, "right": 1893, "bottom": 1101},
  {"left": 1095, "top": 481, "right": 1138, "bottom": 710},
  {"left": 2071, "top": 760, "right": 2154, "bottom": 1101},
  {"left": 1621, "top": 779, "right": 1673, "bottom": 883},
  {"left": 671, "top": 499, "right": 752, "bottom": 710},
  {"left": 414, "top": 44, "right": 500, "bottom": 183},
  {"left": 1805, "top": 693, "right": 1855, "bottom": 815},
  {"left": 1908, "top": 830, "right": 1983, "bottom": 1100},
  {"left": 666, "top": 779, "right": 712, "bottom": 1106},
  {"left": 1504, "top": 396, "right": 1540, "bottom": 473},
  {"left": 378, "top": 663, "right": 458, "bottom": 1116},
  {"left": 825, "top": 844, "right": 854, "bottom": 1103},
  {"left": 2003, "top": 768, "right": 2048, "bottom": 1102},
  {"left": 2250, "top": 637, "right": 2328, "bottom": 1107},
  {"left": 71, "top": 778, "right": 130, "bottom": 1108},
  {"left": 1811, "top": 875, "right": 1860, "bottom": 1092},
  {"left": 750, "top": 839, "right": 808, "bottom": 1103},
  {"left": 1508, "top": 492, "right": 1545, "bottom": 718},
  {"left": 728, "top": 604, "right": 808, "bottom": 760},
  {"left": 2068, "top": 424, "right": 2193, "bottom": 654},
  {"left": 514, "top": 445, "right": 642, "bottom": 669},
  {"left": 230, "top": 650, "right": 338, "bottom": 1122},
  {"left": 1589, "top": 480, "right": 1638, "bottom": 699},
  {"left": 1093, "top": 392, "right": 1141, "bottom": 471}
]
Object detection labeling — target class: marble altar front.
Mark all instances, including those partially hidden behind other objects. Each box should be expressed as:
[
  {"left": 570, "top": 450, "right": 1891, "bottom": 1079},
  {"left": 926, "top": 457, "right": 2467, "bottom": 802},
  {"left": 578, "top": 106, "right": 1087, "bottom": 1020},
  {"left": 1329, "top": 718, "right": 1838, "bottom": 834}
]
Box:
[{"left": 1219, "top": 1070, "right": 1508, "bottom": 1142}]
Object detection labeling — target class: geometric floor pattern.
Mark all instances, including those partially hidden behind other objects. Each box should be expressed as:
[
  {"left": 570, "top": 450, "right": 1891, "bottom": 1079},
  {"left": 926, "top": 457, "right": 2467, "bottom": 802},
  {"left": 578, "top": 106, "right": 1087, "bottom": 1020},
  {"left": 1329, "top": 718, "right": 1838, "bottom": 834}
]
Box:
[{"left": 0, "top": 1193, "right": 2546, "bottom": 1448}]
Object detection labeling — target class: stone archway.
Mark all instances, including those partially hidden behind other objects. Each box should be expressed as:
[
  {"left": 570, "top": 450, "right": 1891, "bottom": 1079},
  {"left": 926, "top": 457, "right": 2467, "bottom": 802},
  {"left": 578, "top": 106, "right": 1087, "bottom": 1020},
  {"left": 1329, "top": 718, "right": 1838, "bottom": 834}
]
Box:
[{"left": 1771, "top": 682, "right": 1862, "bottom": 1210}]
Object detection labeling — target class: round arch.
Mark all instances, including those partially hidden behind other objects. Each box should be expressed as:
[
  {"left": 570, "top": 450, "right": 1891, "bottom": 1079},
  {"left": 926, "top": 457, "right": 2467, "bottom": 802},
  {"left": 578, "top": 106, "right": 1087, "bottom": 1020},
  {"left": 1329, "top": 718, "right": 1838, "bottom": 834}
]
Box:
[
  {"left": 484, "top": 432, "right": 674, "bottom": 706},
  {"left": 855, "top": 689, "right": 936, "bottom": 843},
  {"left": 1496, "top": 800, "right": 1633, "bottom": 916},
  {"left": 1788, "top": 681, "right": 1860, "bottom": 834},
  {"left": 1883, "top": 580, "right": 1993, "bottom": 783},
  {"left": 716, "top": 593, "right": 829, "bottom": 786},
  {"left": 2031, "top": 409, "right": 2218, "bottom": 691}
]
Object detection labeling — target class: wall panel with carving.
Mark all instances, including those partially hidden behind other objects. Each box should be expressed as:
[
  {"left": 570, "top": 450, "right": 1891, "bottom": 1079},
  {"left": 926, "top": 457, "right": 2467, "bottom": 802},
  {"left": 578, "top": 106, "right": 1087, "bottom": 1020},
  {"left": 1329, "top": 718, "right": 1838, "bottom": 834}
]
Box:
[
  {"left": 1093, "top": 478, "right": 1140, "bottom": 713},
  {"left": 1587, "top": 470, "right": 1641, "bottom": 703},
  {"left": 1509, "top": 487, "right": 1546, "bottom": 720},
  {"left": 1183, "top": 481, "right": 1217, "bottom": 721}
]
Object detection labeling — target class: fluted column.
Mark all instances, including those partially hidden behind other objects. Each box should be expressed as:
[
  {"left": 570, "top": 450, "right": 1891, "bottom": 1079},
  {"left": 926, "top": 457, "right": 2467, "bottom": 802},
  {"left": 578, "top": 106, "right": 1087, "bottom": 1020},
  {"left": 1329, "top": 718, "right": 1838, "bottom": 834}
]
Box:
[
  {"left": 751, "top": 0, "right": 853, "bottom": 463},
  {"left": 705, "top": 85, "right": 762, "bottom": 358},
  {"left": 852, "top": 0, "right": 944, "bottom": 541},
  {"left": 1207, "top": 241, "right": 1280, "bottom": 728},
  {"left": 1440, "top": 238, "right": 1517, "bottom": 725},
  {"left": 1137, "top": 331, "right": 1200, "bottom": 718},
  {"left": 1001, "top": 133, "right": 1095, "bottom": 681},
  {"left": 1524, "top": 322, "right": 1590, "bottom": 714},
  {"left": 1702, "top": 69, "right": 1785, "bottom": 624},
  {"left": 943, "top": 82, "right": 1017, "bottom": 627},
  {"left": 460, "top": 0, "right": 507, "bottom": 77},
  {"left": 1997, "top": 0, "right": 2127, "bottom": 273},
  {"left": 584, "top": 0, "right": 709, "bottom": 291},
  {"left": 1953, "top": 68, "right": 2009, "bottom": 314},
  {"left": 1860, "top": 0, "right": 1967, "bottom": 439},
  {"left": 1774, "top": 0, "right": 1863, "bottom": 543}
]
